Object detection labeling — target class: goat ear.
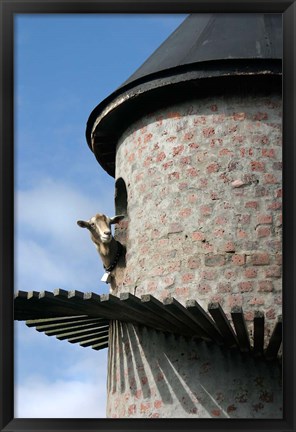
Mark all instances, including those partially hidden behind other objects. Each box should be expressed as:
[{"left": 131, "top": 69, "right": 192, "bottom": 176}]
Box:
[
  {"left": 77, "top": 220, "right": 90, "bottom": 229},
  {"left": 109, "top": 215, "right": 125, "bottom": 225}
]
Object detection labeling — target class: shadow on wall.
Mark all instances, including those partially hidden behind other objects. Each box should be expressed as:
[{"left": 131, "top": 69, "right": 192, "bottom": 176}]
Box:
[{"left": 112, "top": 323, "right": 282, "bottom": 418}]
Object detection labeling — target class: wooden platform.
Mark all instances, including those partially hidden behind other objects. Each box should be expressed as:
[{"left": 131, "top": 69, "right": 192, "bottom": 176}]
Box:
[{"left": 14, "top": 289, "right": 282, "bottom": 359}]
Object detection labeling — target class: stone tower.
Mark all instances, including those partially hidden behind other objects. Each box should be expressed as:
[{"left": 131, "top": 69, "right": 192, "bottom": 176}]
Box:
[{"left": 86, "top": 14, "right": 282, "bottom": 418}]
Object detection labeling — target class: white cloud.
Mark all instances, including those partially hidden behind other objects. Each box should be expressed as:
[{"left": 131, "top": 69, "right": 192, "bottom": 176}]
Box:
[
  {"left": 14, "top": 178, "right": 113, "bottom": 418},
  {"left": 15, "top": 178, "right": 115, "bottom": 292},
  {"left": 15, "top": 375, "right": 107, "bottom": 418},
  {"left": 14, "top": 322, "right": 109, "bottom": 418},
  {"left": 16, "top": 177, "right": 113, "bottom": 247}
]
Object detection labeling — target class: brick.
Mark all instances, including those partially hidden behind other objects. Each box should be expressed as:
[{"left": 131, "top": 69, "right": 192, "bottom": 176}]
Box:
[
  {"left": 254, "top": 112, "right": 268, "bottom": 121},
  {"left": 211, "top": 138, "right": 223, "bottom": 147},
  {"left": 244, "top": 267, "right": 258, "bottom": 278},
  {"left": 245, "top": 201, "right": 259, "bottom": 210},
  {"left": 266, "top": 309, "right": 276, "bottom": 320},
  {"left": 203, "top": 127, "right": 215, "bottom": 137},
  {"left": 175, "top": 287, "right": 190, "bottom": 297},
  {"left": 250, "top": 161, "right": 265, "bottom": 172},
  {"left": 227, "top": 295, "right": 243, "bottom": 308},
  {"left": 264, "top": 173, "right": 279, "bottom": 184},
  {"left": 223, "top": 241, "right": 236, "bottom": 252},
  {"left": 192, "top": 231, "right": 206, "bottom": 241},
  {"left": 188, "top": 193, "right": 198, "bottom": 203},
  {"left": 219, "top": 148, "right": 233, "bottom": 156},
  {"left": 224, "top": 269, "right": 237, "bottom": 280},
  {"left": 218, "top": 282, "right": 232, "bottom": 293},
  {"left": 154, "top": 400, "right": 163, "bottom": 409},
  {"left": 156, "top": 151, "right": 166, "bottom": 162},
  {"left": 182, "top": 273, "right": 194, "bottom": 283},
  {"left": 250, "top": 253, "right": 270, "bottom": 266},
  {"left": 162, "top": 160, "right": 173, "bottom": 170},
  {"left": 265, "top": 266, "right": 281, "bottom": 278},
  {"left": 258, "top": 280, "right": 273, "bottom": 292},
  {"left": 256, "top": 226, "right": 271, "bottom": 238},
  {"left": 172, "top": 145, "right": 184, "bottom": 156},
  {"left": 198, "top": 283, "right": 211, "bottom": 293},
  {"left": 128, "top": 404, "right": 136, "bottom": 415},
  {"left": 202, "top": 242, "right": 214, "bottom": 253},
  {"left": 184, "top": 131, "right": 194, "bottom": 141},
  {"left": 188, "top": 257, "right": 201, "bottom": 269},
  {"left": 187, "top": 167, "right": 199, "bottom": 177},
  {"left": 205, "top": 254, "right": 225, "bottom": 266},
  {"left": 237, "top": 229, "right": 247, "bottom": 239},
  {"left": 232, "top": 254, "right": 246, "bottom": 265},
  {"left": 168, "top": 171, "right": 180, "bottom": 180},
  {"left": 169, "top": 223, "right": 183, "bottom": 234},
  {"left": 214, "top": 229, "right": 226, "bottom": 238},
  {"left": 262, "top": 148, "right": 275, "bottom": 158},
  {"left": 180, "top": 156, "right": 191, "bottom": 165},
  {"left": 207, "top": 162, "right": 220, "bottom": 173},
  {"left": 179, "top": 208, "right": 192, "bottom": 218},
  {"left": 249, "top": 296, "right": 265, "bottom": 305},
  {"left": 268, "top": 201, "right": 282, "bottom": 210},
  {"left": 257, "top": 214, "right": 272, "bottom": 224},
  {"left": 215, "top": 216, "right": 228, "bottom": 225},
  {"left": 201, "top": 270, "right": 217, "bottom": 280},
  {"left": 239, "top": 281, "right": 254, "bottom": 292},
  {"left": 233, "top": 112, "right": 246, "bottom": 121},
  {"left": 140, "top": 402, "right": 151, "bottom": 413},
  {"left": 200, "top": 205, "right": 213, "bottom": 216},
  {"left": 238, "top": 214, "right": 251, "bottom": 225}
]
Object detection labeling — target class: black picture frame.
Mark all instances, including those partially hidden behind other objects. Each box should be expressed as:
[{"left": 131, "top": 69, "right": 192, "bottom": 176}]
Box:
[{"left": 0, "top": 1, "right": 295, "bottom": 431}]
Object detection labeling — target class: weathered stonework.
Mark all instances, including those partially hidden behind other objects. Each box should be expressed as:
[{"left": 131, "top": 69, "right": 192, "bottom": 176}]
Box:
[
  {"left": 107, "top": 321, "right": 282, "bottom": 418},
  {"left": 109, "top": 92, "right": 283, "bottom": 418},
  {"left": 115, "top": 94, "right": 282, "bottom": 333}
]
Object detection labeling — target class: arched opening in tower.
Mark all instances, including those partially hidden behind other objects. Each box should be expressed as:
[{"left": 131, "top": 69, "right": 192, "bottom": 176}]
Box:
[
  {"left": 115, "top": 177, "right": 128, "bottom": 215},
  {"left": 114, "top": 177, "right": 128, "bottom": 246}
]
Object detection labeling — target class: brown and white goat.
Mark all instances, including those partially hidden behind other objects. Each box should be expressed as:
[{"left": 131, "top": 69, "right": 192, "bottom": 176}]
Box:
[{"left": 77, "top": 213, "right": 126, "bottom": 295}]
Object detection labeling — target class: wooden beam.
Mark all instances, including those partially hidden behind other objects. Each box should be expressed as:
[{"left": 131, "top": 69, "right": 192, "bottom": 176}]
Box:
[
  {"left": 163, "top": 297, "right": 209, "bottom": 341},
  {"left": 208, "top": 302, "right": 238, "bottom": 348},
  {"left": 265, "top": 315, "right": 282, "bottom": 361},
  {"left": 82, "top": 292, "right": 123, "bottom": 319},
  {"left": 253, "top": 311, "right": 265, "bottom": 357},
  {"left": 186, "top": 299, "right": 224, "bottom": 345},
  {"left": 67, "top": 329, "right": 109, "bottom": 344},
  {"left": 141, "top": 295, "right": 194, "bottom": 338},
  {"left": 91, "top": 341, "right": 109, "bottom": 351},
  {"left": 100, "top": 293, "right": 159, "bottom": 328},
  {"left": 45, "top": 323, "right": 109, "bottom": 338},
  {"left": 231, "top": 306, "right": 251, "bottom": 353},
  {"left": 119, "top": 292, "right": 173, "bottom": 334},
  {"left": 26, "top": 315, "right": 90, "bottom": 327},
  {"left": 80, "top": 335, "right": 109, "bottom": 348},
  {"left": 32, "top": 318, "right": 108, "bottom": 332}
]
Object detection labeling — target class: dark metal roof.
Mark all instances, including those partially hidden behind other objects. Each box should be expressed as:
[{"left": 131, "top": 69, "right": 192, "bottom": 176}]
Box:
[
  {"left": 86, "top": 13, "right": 282, "bottom": 177},
  {"left": 121, "top": 13, "right": 282, "bottom": 86},
  {"left": 15, "top": 290, "right": 282, "bottom": 360}
]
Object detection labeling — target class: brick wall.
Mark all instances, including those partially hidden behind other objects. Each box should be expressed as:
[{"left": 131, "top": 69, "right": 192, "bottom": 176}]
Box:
[{"left": 110, "top": 92, "right": 282, "bottom": 417}]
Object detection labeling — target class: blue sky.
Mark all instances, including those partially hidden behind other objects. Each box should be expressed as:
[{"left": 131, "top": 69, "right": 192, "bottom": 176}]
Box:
[{"left": 14, "top": 13, "right": 187, "bottom": 418}]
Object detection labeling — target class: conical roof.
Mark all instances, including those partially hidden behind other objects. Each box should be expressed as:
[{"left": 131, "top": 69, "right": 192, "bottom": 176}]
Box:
[
  {"left": 87, "top": 13, "right": 282, "bottom": 177},
  {"left": 122, "top": 13, "right": 282, "bottom": 86}
]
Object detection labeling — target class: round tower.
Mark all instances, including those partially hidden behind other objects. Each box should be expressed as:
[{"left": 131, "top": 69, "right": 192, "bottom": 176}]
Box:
[{"left": 87, "top": 14, "right": 282, "bottom": 418}]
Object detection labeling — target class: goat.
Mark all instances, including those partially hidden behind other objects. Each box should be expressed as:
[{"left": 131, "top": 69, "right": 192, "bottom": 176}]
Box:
[{"left": 77, "top": 213, "right": 126, "bottom": 295}]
